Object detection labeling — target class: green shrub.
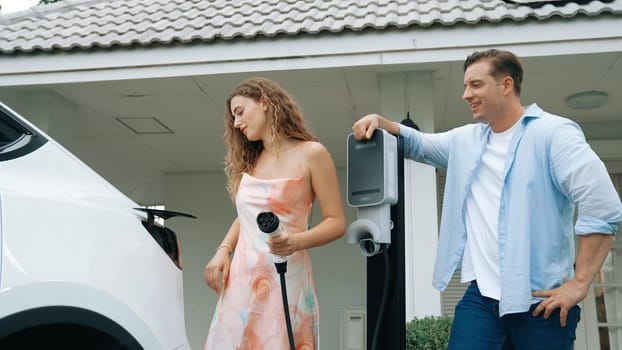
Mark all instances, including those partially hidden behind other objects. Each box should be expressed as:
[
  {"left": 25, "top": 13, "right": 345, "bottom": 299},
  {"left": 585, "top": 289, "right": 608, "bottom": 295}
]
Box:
[{"left": 406, "top": 316, "right": 453, "bottom": 350}]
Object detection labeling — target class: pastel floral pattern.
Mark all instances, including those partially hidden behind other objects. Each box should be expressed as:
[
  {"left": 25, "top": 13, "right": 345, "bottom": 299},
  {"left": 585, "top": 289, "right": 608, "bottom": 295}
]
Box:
[{"left": 205, "top": 173, "right": 319, "bottom": 350}]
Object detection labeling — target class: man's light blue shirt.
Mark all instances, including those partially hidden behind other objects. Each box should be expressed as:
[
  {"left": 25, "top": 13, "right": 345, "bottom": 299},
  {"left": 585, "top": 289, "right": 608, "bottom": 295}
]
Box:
[{"left": 398, "top": 103, "right": 622, "bottom": 316}]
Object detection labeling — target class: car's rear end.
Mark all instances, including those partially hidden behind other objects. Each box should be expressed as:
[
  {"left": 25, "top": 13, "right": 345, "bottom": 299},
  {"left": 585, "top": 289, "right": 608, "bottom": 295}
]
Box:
[{"left": 0, "top": 102, "right": 190, "bottom": 349}]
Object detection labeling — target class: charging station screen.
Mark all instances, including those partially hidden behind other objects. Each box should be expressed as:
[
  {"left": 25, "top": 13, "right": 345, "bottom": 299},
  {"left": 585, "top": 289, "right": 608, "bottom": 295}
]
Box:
[{"left": 347, "top": 130, "right": 384, "bottom": 206}]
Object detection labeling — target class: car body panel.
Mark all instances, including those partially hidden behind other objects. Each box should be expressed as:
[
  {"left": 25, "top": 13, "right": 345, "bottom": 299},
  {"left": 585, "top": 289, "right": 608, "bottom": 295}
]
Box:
[{"left": 0, "top": 102, "right": 190, "bottom": 349}]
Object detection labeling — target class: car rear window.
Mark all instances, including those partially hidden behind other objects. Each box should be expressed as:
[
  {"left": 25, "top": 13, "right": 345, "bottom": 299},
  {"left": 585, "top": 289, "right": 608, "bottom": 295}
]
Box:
[
  {"left": 0, "top": 105, "right": 47, "bottom": 160},
  {"left": 0, "top": 114, "right": 25, "bottom": 148}
]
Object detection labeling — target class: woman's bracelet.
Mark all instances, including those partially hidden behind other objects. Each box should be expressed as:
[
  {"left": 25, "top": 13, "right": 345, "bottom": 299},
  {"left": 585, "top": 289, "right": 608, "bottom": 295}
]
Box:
[{"left": 216, "top": 244, "right": 232, "bottom": 255}]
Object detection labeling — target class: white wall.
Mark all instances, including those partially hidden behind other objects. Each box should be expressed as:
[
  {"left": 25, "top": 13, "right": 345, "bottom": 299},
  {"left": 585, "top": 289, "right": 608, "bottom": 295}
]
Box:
[
  {"left": 605, "top": 160, "right": 622, "bottom": 174},
  {"left": 164, "top": 169, "right": 364, "bottom": 350}
]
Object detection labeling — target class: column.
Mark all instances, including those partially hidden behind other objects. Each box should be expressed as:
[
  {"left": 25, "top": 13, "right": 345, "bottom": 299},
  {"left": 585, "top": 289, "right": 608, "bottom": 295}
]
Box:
[{"left": 379, "top": 71, "right": 442, "bottom": 321}]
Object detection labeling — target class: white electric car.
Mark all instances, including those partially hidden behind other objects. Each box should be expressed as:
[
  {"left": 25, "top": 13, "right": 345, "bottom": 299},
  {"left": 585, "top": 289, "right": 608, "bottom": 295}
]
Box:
[{"left": 0, "top": 102, "right": 193, "bottom": 349}]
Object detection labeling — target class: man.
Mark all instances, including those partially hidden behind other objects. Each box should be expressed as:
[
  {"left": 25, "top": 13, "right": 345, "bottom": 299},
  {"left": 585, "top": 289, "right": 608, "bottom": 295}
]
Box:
[{"left": 352, "top": 49, "right": 622, "bottom": 349}]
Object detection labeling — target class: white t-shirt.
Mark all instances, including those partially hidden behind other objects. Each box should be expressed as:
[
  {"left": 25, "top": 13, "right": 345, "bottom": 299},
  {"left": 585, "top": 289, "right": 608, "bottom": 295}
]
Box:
[{"left": 461, "top": 121, "right": 518, "bottom": 300}]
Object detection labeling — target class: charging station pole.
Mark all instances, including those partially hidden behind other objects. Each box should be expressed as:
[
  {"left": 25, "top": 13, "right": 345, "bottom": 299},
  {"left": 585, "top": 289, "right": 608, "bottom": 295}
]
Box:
[{"left": 366, "top": 135, "right": 406, "bottom": 350}]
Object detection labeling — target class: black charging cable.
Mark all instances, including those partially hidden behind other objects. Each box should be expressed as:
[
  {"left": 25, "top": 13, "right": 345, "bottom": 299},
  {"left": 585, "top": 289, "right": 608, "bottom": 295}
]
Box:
[
  {"left": 371, "top": 245, "right": 391, "bottom": 350},
  {"left": 257, "top": 212, "right": 296, "bottom": 350},
  {"left": 276, "top": 262, "right": 295, "bottom": 350}
]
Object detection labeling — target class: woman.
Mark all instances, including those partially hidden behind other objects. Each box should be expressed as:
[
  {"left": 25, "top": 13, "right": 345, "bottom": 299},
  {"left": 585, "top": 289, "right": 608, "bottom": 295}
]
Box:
[{"left": 204, "top": 77, "right": 346, "bottom": 350}]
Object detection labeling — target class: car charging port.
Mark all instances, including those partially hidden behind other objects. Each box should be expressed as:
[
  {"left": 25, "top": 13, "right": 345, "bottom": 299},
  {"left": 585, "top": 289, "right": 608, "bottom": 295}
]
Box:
[{"left": 134, "top": 208, "right": 196, "bottom": 269}]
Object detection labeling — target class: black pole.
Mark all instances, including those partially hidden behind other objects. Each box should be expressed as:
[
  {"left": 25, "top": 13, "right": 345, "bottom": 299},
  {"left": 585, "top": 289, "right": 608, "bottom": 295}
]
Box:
[{"left": 366, "top": 134, "right": 406, "bottom": 350}]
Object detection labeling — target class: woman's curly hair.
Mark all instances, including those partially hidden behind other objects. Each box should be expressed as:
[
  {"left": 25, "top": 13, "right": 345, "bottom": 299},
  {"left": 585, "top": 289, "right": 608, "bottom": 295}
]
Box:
[{"left": 223, "top": 77, "right": 318, "bottom": 200}]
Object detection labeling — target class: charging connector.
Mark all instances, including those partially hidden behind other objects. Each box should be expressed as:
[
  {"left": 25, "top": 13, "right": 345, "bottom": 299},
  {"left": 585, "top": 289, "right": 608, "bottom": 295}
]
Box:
[{"left": 256, "top": 212, "right": 295, "bottom": 350}]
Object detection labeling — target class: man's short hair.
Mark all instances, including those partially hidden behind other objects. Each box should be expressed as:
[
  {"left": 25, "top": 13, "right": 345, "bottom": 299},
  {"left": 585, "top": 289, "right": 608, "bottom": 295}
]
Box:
[{"left": 464, "top": 49, "right": 524, "bottom": 96}]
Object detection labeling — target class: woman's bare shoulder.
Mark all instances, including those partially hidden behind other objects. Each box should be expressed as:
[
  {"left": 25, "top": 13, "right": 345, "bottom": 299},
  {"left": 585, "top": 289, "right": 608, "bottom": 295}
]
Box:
[
  {"left": 299, "top": 141, "right": 335, "bottom": 171},
  {"left": 300, "top": 140, "right": 328, "bottom": 156}
]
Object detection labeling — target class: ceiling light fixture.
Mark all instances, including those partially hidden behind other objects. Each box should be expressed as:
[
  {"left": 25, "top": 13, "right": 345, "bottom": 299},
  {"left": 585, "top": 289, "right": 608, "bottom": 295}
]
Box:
[{"left": 565, "top": 91, "right": 608, "bottom": 110}]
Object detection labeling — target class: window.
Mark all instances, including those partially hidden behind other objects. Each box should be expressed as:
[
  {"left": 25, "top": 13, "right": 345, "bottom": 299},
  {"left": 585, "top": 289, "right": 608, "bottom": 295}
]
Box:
[{"left": 0, "top": 104, "right": 47, "bottom": 161}]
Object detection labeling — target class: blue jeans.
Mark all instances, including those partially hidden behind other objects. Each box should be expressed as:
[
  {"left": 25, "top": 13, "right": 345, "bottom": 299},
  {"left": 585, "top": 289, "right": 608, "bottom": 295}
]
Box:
[{"left": 448, "top": 281, "right": 580, "bottom": 350}]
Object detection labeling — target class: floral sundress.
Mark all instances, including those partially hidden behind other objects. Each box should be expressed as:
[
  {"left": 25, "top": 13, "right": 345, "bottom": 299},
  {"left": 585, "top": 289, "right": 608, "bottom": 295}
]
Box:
[{"left": 205, "top": 172, "right": 320, "bottom": 350}]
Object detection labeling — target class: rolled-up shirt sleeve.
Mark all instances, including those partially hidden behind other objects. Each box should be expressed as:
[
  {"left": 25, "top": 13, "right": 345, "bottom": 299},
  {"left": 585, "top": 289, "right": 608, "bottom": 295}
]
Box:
[{"left": 550, "top": 121, "right": 622, "bottom": 235}]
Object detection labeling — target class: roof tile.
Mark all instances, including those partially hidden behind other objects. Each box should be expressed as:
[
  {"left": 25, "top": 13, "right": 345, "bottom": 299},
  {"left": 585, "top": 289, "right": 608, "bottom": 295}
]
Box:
[{"left": 0, "top": 0, "right": 620, "bottom": 53}]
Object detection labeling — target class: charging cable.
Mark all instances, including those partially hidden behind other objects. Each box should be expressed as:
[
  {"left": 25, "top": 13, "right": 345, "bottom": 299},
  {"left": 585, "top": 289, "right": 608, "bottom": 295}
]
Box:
[
  {"left": 256, "top": 212, "right": 296, "bottom": 350},
  {"left": 371, "top": 245, "right": 390, "bottom": 350}
]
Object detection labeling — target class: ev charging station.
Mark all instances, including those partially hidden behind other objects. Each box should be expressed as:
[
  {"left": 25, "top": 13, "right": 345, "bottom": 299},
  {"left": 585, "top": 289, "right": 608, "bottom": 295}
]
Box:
[{"left": 344, "top": 128, "right": 407, "bottom": 350}]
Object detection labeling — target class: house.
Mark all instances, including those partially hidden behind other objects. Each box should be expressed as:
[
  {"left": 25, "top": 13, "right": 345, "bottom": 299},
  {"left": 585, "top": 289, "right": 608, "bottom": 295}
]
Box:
[{"left": 1, "top": 0, "right": 621, "bottom": 348}]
